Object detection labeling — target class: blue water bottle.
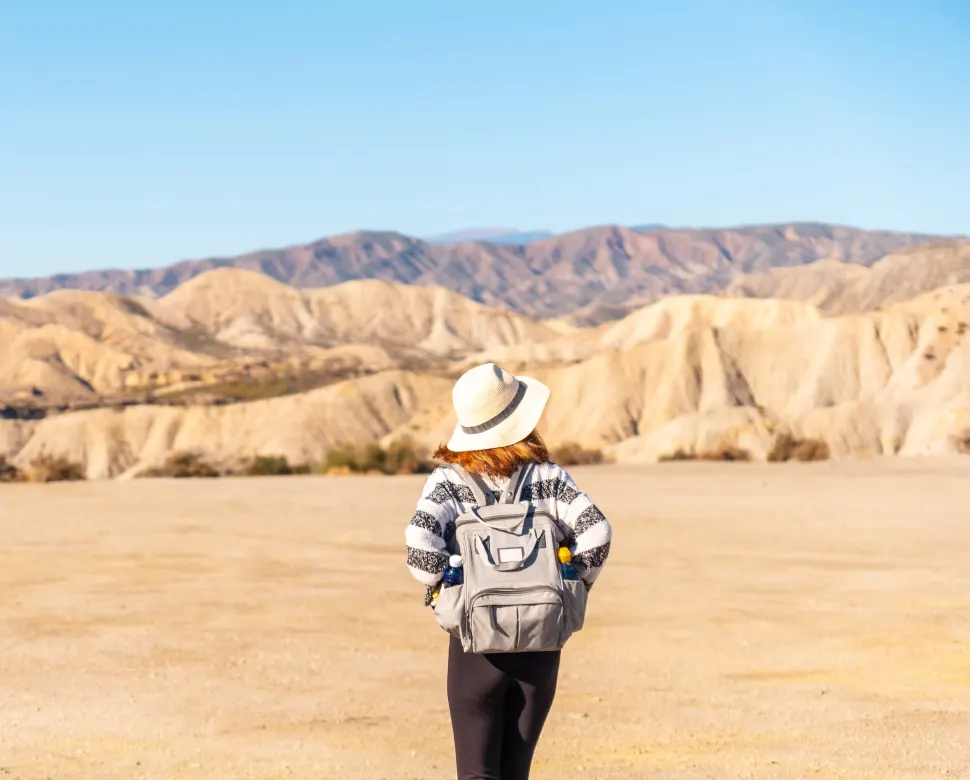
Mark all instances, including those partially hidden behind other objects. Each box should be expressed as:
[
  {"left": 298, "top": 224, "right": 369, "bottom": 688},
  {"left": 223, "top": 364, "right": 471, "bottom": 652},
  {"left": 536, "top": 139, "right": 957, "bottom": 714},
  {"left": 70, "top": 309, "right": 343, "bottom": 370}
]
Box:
[
  {"left": 558, "top": 547, "right": 580, "bottom": 580},
  {"left": 443, "top": 554, "right": 464, "bottom": 587}
]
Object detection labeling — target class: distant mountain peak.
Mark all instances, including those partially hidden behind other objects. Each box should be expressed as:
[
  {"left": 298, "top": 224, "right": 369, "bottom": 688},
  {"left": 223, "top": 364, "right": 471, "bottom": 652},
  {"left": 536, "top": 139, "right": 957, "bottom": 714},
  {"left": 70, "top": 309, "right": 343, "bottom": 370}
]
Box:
[{"left": 423, "top": 228, "right": 555, "bottom": 245}]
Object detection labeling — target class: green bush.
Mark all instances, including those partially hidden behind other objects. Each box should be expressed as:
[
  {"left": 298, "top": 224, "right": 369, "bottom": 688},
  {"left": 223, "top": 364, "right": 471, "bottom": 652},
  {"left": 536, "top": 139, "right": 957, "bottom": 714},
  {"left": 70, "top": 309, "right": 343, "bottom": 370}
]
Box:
[{"left": 142, "top": 452, "right": 220, "bottom": 478}]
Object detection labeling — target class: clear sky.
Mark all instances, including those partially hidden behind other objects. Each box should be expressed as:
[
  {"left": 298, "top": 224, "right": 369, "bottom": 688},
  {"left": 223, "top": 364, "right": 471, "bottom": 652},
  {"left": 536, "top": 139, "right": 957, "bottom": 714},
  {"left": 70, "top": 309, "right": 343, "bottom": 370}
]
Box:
[{"left": 2, "top": 0, "right": 968, "bottom": 276}]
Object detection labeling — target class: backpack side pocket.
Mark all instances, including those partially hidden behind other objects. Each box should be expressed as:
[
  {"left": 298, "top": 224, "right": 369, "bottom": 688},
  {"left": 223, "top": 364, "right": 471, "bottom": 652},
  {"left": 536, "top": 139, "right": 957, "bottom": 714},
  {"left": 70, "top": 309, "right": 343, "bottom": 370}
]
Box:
[
  {"left": 562, "top": 578, "right": 588, "bottom": 638},
  {"left": 432, "top": 584, "right": 465, "bottom": 638}
]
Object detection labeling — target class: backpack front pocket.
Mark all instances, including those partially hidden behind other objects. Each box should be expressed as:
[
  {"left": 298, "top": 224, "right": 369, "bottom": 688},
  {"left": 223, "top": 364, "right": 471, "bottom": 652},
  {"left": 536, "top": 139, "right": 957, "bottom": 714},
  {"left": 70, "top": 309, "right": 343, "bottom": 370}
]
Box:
[
  {"left": 469, "top": 603, "right": 517, "bottom": 653},
  {"left": 515, "top": 601, "right": 564, "bottom": 652},
  {"left": 468, "top": 586, "right": 564, "bottom": 653}
]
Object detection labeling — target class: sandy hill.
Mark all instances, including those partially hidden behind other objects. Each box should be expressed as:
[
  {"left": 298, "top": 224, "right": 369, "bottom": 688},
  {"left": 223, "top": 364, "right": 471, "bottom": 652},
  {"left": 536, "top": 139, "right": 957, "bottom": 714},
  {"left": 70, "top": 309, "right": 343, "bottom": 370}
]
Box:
[
  {"left": 0, "top": 223, "right": 942, "bottom": 320},
  {"left": 725, "top": 241, "right": 970, "bottom": 315},
  {"left": 0, "top": 290, "right": 213, "bottom": 404},
  {"left": 153, "top": 269, "right": 556, "bottom": 353},
  {"left": 461, "top": 295, "right": 824, "bottom": 369},
  {"left": 7, "top": 371, "right": 450, "bottom": 479},
  {"left": 0, "top": 270, "right": 556, "bottom": 406},
  {"left": 3, "top": 278, "right": 969, "bottom": 478}
]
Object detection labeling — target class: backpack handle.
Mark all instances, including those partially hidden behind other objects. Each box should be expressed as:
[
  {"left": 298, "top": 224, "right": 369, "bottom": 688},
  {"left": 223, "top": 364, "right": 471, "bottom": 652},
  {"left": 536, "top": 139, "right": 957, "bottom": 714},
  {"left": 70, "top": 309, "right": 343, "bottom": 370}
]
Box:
[
  {"left": 474, "top": 528, "right": 543, "bottom": 571},
  {"left": 467, "top": 504, "right": 530, "bottom": 534}
]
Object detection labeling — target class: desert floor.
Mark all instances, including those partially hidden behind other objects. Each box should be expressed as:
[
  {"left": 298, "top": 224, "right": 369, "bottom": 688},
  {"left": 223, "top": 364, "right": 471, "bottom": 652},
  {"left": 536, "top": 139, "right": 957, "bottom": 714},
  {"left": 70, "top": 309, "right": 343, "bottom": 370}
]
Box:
[{"left": 2, "top": 459, "right": 970, "bottom": 779}]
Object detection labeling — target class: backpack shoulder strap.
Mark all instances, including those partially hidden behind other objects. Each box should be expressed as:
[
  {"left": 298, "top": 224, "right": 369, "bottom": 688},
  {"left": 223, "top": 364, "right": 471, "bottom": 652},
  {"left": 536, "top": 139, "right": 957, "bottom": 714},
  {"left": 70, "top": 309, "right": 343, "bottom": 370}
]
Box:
[
  {"left": 502, "top": 462, "right": 536, "bottom": 504},
  {"left": 448, "top": 464, "right": 494, "bottom": 507}
]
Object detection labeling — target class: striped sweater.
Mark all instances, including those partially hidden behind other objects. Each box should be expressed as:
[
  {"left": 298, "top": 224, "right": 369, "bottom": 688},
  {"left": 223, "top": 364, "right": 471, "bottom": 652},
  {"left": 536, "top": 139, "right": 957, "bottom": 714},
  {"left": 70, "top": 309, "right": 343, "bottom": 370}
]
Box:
[{"left": 405, "top": 462, "right": 612, "bottom": 605}]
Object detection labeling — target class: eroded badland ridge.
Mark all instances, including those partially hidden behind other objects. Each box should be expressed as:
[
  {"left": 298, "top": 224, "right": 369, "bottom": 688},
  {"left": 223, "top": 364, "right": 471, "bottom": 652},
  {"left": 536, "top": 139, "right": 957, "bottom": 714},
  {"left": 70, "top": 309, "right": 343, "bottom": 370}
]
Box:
[{"left": 2, "top": 227, "right": 969, "bottom": 478}]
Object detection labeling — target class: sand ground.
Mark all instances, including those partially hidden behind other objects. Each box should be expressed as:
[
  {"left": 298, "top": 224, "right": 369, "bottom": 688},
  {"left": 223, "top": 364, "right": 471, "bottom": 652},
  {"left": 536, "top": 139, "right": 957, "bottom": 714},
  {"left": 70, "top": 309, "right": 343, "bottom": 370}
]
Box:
[{"left": 2, "top": 459, "right": 969, "bottom": 779}]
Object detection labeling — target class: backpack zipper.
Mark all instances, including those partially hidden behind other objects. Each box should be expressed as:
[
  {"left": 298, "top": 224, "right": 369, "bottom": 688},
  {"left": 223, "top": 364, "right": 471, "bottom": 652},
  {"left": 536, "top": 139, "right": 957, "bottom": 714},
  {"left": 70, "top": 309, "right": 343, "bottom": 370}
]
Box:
[{"left": 468, "top": 584, "right": 563, "bottom": 607}]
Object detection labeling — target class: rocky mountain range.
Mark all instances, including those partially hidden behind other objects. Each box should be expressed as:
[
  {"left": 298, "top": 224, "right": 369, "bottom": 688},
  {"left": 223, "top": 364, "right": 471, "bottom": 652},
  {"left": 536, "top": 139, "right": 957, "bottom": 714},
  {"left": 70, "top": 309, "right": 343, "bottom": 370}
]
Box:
[{"left": 0, "top": 223, "right": 945, "bottom": 323}]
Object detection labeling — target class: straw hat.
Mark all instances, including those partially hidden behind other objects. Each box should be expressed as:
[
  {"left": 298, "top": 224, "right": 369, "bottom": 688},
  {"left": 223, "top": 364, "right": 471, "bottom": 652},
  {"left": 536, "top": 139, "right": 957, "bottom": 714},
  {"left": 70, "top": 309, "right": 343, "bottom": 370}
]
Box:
[{"left": 446, "top": 363, "right": 551, "bottom": 452}]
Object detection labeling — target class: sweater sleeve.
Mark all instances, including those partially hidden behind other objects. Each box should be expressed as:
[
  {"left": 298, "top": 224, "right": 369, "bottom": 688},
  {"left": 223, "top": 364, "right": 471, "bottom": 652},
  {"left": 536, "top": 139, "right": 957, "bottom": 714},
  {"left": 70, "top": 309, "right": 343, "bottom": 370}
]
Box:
[
  {"left": 548, "top": 464, "right": 612, "bottom": 588},
  {"left": 405, "top": 468, "right": 461, "bottom": 605}
]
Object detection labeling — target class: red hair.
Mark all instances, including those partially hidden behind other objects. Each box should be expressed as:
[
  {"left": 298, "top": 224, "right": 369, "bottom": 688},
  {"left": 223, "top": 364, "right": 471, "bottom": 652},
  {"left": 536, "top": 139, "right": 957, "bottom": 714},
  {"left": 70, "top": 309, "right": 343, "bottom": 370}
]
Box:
[{"left": 433, "top": 430, "right": 549, "bottom": 478}]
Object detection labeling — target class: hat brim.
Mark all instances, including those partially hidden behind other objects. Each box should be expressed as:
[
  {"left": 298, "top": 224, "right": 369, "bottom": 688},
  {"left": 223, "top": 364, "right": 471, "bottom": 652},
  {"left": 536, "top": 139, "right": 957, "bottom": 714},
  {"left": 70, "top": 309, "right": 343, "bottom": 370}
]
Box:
[{"left": 445, "top": 375, "right": 550, "bottom": 453}]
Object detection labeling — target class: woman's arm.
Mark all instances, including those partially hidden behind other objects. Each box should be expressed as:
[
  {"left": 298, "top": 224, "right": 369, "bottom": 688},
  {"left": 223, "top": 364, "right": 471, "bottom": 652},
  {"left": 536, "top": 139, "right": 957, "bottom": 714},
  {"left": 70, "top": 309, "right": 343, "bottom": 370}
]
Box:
[
  {"left": 545, "top": 465, "right": 612, "bottom": 588},
  {"left": 405, "top": 468, "right": 462, "bottom": 605}
]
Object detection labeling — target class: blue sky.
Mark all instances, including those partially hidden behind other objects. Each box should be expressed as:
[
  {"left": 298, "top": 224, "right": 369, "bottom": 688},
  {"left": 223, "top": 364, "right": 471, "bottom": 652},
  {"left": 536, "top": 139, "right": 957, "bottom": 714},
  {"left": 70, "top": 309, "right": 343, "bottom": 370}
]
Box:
[{"left": 2, "top": 0, "right": 968, "bottom": 276}]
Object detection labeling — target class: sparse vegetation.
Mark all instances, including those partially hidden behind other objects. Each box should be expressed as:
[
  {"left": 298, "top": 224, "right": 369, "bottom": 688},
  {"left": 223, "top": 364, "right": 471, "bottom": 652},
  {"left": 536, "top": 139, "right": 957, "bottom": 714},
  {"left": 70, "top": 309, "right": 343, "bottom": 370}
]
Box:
[
  {"left": 323, "top": 439, "right": 435, "bottom": 475},
  {"left": 790, "top": 438, "right": 831, "bottom": 462},
  {"left": 768, "top": 433, "right": 831, "bottom": 462},
  {"left": 23, "top": 455, "right": 86, "bottom": 483},
  {"left": 135, "top": 442, "right": 435, "bottom": 479},
  {"left": 551, "top": 442, "right": 606, "bottom": 466},
  {"left": 243, "top": 455, "right": 310, "bottom": 476},
  {"left": 953, "top": 432, "right": 970, "bottom": 455},
  {"left": 659, "top": 445, "right": 751, "bottom": 462},
  {"left": 658, "top": 434, "right": 831, "bottom": 464},
  {"left": 658, "top": 449, "right": 692, "bottom": 462},
  {"left": 0, "top": 456, "right": 22, "bottom": 483},
  {"left": 155, "top": 365, "right": 382, "bottom": 406},
  {"left": 141, "top": 452, "right": 221, "bottom": 478},
  {"left": 699, "top": 446, "right": 751, "bottom": 462}
]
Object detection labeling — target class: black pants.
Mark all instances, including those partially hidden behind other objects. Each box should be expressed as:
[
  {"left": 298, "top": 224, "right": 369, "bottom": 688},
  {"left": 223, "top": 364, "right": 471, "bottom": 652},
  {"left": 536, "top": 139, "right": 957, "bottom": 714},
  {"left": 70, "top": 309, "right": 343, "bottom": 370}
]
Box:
[{"left": 447, "top": 635, "right": 561, "bottom": 780}]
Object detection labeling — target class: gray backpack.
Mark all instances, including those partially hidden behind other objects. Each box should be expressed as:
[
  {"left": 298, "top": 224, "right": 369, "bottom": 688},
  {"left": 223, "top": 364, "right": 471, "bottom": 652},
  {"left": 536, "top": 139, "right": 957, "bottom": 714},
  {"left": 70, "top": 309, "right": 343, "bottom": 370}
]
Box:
[{"left": 432, "top": 463, "right": 588, "bottom": 653}]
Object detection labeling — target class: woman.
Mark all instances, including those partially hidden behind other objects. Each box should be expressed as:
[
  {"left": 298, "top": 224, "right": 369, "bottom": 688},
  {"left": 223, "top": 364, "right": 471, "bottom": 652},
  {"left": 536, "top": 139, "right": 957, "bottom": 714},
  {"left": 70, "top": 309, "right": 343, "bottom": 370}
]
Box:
[{"left": 405, "top": 362, "right": 612, "bottom": 780}]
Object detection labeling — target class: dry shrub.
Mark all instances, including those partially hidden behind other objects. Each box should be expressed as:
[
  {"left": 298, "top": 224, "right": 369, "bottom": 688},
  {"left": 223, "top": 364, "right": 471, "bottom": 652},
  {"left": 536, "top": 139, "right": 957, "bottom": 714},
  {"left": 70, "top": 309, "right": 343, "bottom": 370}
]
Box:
[
  {"left": 658, "top": 449, "right": 693, "bottom": 462},
  {"left": 551, "top": 442, "right": 606, "bottom": 466},
  {"left": 790, "top": 438, "right": 831, "bottom": 462},
  {"left": 953, "top": 431, "right": 970, "bottom": 455},
  {"left": 0, "top": 456, "right": 22, "bottom": 483},
  {"left": 768, "top": 433, "right": 831, "bottom": 462},
  {"left": 24, "top": 455, "right": 86, "bottom": 483},
  {"left": 142, "top": 452, "right": 220, "bottom": 478},
  {"left": 698, "top": 446, "right": 751, "bottom": 462},
  {"left": 322, "top": 439, "right": 434, "bottom": 475},
  {"left": 385, "top": 438, "right": 436, "bottom": 475},
  {"left": 243, "top": 455, "right": 309, "bottom": 476},
  {"left": 659, "top": 446, "right": 751, "bottom": 462}
]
